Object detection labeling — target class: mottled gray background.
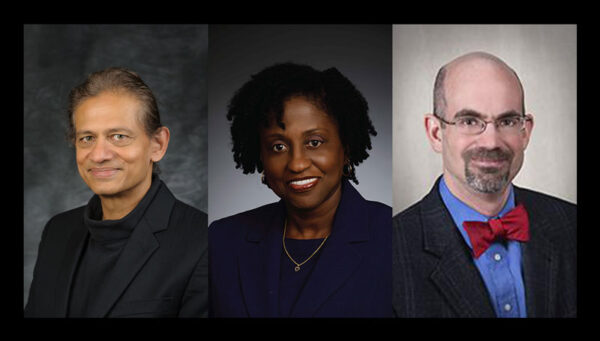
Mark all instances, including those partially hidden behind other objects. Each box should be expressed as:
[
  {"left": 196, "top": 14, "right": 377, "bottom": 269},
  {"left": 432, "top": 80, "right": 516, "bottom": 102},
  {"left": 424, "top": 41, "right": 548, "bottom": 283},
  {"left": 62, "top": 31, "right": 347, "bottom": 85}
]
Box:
[
  {"left": 208, "top": 25, "right": 392, "bottom": 224},
  {"left": 23, "top": 24, "right": 208, "bottom": 306},
  {"left": 393, "top": 25, "right": 577, "bottom": 215}
]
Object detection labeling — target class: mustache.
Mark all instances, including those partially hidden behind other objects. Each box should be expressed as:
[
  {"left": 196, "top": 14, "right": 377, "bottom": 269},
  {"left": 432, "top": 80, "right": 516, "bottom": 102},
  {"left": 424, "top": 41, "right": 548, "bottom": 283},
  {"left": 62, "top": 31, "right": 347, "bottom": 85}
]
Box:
[{"left": 463, "top": 147, "right": 513, "bottom": 162}]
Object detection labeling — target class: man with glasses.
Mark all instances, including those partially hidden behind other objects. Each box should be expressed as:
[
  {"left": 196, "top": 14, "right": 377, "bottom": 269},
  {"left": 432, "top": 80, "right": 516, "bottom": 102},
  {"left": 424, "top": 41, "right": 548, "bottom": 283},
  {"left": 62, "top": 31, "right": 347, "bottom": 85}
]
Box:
[{"left": 392, "top": 52, "right": 576, "bottom": 317}]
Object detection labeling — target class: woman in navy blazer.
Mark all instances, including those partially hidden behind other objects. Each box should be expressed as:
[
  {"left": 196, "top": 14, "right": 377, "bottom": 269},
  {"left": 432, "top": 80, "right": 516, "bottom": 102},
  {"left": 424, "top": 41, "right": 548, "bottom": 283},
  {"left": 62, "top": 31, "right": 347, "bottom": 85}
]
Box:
[{"left": 209, "top": 63, "right": 391, "bottom": 317}]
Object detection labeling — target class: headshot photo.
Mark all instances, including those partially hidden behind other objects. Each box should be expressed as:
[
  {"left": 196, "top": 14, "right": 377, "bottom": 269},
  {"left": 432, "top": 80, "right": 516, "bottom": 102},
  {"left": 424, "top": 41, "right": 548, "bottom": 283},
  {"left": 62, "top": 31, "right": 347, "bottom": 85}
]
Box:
[
  {"left": 392, "top": 24, "right": 576, "bottom": 317},
  {"left": 23, "top": 24, "right": 208, "bottom": 317},
  {"left": 208, "top": 24, "right": 392, "bottom": 317}
]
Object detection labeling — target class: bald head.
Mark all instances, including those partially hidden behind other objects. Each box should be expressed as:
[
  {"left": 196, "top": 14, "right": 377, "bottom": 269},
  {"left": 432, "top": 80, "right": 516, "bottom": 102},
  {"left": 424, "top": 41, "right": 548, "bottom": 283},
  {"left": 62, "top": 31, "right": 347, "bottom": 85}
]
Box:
[{"left": 433, "top": 52, "right": 525, "bottom": 118}]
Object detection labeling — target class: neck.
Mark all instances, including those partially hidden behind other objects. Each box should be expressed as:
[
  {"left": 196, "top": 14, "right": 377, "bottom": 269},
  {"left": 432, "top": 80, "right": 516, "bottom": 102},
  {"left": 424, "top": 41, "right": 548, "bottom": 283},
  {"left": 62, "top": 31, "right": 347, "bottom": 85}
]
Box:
[
  {"left": 284, "top": 183, "right": 342, "bottom": 240},
  {"left": 443, "top": 173, "right": 511, "bottom": 217},
  {"left": 98, "top": 176, "right": 152, "bottom": 221}
]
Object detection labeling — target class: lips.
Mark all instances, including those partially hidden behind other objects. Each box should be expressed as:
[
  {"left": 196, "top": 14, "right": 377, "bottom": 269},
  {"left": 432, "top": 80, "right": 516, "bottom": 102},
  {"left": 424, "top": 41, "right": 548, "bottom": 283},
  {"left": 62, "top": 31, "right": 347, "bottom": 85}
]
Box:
[
  {"left": 287, "top": 177, "right": 319, "bottom": 192},
  {"left": 470, "top": 158, "right": 507, "bottom": 167},
  {"left": 89, "top": 167, "right": 120, "bottom": 178}
]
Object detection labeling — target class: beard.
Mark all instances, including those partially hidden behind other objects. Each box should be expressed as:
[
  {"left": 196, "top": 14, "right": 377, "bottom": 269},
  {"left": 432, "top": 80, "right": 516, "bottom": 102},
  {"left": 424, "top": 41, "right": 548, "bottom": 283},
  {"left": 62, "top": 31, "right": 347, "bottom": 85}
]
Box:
[{"left": 462, "top": 147, "right": 513, "bottom": 193}]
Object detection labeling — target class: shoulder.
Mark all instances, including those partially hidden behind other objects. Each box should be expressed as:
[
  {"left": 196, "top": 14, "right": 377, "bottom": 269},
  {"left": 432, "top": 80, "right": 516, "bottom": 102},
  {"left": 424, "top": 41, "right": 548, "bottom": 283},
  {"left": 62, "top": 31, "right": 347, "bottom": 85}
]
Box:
[
  {"left": 515, "top": 186, "right": 577, "bottom": 239},
  {"left": 43, "top": 205, "right": 87, "bottom": 234},
  {"left": 208, "top": 202, "right": 281, "bottom": 240},
  {"left": 514, "top": 186, "right": 577, "bottom": 224},
  {"left": 362, "top": 199, "right": 392, "bottom": 225},
  {"left": 515, "top": 186, "right": 576, "bottom": 217},
  {"left": 392, "top": 198, "right": 426, "bottom": 231},
  {"left": 171, "top": 199, "right": 208, "bottom": 228}
]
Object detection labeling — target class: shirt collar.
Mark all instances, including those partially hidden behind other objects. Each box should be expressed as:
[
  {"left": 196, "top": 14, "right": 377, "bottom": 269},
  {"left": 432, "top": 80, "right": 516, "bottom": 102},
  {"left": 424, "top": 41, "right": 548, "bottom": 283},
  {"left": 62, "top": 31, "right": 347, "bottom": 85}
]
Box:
[{"left": 439, "top": 176, "right": 515, "bottom": 249}]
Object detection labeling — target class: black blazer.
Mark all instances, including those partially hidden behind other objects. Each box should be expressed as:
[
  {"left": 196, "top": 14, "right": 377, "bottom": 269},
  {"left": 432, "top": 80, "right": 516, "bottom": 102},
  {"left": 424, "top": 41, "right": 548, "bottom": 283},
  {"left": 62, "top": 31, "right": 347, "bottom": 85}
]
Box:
[
  {"left": 25, "top": 181, "right": 208, "bottom": 318},
  {"left": 392, "top": 177, "right": 577, "bottom": 317},
  {"left": 209, "top": 179, "right": 392, "bottom": 317}
]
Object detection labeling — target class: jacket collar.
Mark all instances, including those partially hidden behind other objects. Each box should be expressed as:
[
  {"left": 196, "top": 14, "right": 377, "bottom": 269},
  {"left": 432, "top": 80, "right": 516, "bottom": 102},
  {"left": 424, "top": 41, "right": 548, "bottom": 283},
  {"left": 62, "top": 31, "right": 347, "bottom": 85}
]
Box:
[
  {"left": 238, "top": 179, "right": 370, "bottom": 317},
  {"left": 420, "top": 176, "right": 560, "bottom": 317},
  {"left": 513, "top": 186, "right": 558, "bottom": 318},
  {"left": 420, "top": 176, "right": 496, "bottom": 317},
  {"left": 55, "top": 178, "right": 175, "bottom": 317}
]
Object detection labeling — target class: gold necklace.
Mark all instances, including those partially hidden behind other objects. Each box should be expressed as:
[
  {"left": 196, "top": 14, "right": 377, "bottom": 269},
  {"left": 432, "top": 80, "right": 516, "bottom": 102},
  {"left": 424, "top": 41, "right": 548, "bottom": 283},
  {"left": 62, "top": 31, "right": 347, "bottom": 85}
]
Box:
[{"left": 282, "top": 219, "right": 329, "bottom": 272}]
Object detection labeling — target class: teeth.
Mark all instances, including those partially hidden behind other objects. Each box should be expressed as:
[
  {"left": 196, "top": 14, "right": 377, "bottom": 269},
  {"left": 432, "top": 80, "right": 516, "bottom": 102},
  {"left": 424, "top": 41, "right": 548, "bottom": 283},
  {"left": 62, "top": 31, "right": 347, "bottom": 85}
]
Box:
[{"left": 290, "top": 178, "right": 317, "bottom": 186}]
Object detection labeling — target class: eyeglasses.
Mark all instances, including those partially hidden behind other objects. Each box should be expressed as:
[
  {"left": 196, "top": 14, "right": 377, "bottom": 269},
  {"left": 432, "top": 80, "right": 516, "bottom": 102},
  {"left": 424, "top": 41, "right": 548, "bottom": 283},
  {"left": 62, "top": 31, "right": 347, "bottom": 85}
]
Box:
[{"left": 434, "top": 113, "right": 531, "bottom": 135}]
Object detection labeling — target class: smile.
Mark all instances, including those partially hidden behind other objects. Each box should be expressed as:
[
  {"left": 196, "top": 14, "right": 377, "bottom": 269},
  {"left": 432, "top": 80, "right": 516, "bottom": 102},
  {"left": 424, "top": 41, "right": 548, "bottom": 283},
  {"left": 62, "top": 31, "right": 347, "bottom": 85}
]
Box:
[
  {"left": 288, "top": 177, "right": 319, "bottom": 192},
  {"left": 89, "top": 168, "right": 120, "bottom": 178},
  {"left": 470, "top": 158, "right": 507, "bottom": 167}
]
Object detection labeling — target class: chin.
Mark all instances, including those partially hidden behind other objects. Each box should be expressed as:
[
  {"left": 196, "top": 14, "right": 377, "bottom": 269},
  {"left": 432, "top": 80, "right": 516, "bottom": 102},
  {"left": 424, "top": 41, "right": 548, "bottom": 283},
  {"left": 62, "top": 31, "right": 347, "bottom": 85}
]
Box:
[
  {"left": 284, "top": 196, "right": 322, "bottom": 211},
  {"left": 86, "top": 182, "right": 124, "bottom": 197}
]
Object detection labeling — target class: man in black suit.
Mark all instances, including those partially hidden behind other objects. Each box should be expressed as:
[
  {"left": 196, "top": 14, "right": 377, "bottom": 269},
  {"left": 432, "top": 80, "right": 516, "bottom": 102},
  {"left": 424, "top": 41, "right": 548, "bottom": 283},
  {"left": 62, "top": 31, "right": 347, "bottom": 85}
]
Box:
[
  {"left": 392, "top": 52, "right": 576, "bottom": 317},
  {"left": 25, "top": 67, "right": 208, "bottom": 317}
]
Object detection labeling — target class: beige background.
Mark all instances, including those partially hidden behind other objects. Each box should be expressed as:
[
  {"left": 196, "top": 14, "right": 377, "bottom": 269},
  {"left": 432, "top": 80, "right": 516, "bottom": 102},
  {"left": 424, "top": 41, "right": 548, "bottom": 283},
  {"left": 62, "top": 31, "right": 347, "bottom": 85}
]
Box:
[{"left": 393, "top": 25, "right": 577, "bottom": 215}]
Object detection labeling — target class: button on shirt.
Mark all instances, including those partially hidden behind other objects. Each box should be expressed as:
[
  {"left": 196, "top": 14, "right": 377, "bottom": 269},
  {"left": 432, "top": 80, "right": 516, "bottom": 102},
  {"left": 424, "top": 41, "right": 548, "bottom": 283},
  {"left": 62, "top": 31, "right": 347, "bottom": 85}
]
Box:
[{"left": 439, "top": 178, "right": 527, "bottom": 318}]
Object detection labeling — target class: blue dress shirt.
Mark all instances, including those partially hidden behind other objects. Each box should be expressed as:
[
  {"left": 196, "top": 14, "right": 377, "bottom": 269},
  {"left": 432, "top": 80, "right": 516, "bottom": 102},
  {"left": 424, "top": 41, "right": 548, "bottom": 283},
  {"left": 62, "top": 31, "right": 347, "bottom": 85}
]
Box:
[{"left": 439, "top": 178, "right": 527, "bottom": 318}]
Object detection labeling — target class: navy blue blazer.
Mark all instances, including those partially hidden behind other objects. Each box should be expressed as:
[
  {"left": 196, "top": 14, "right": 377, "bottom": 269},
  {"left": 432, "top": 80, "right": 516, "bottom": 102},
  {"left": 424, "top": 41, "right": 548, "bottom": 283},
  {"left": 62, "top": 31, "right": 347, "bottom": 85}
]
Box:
[
  {"left": 209, "top": 179, "right": 392, "bottom": 317},
  {"left": 392, "top": 177, "right": 577, "bottom": 317}
]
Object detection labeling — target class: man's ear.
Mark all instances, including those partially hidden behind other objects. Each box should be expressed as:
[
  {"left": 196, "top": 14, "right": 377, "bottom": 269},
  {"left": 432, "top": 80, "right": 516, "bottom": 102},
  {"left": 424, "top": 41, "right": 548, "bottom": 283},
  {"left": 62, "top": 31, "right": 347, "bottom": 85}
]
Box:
[
  {"left": 522, "top": 113, "right": 534, "bottom": 150},
  {"left": 150, "top": 126, "right": 170, "bottom": 163},
  {"left": 424, "top": 114, "right": 443, "bottom": 153}
]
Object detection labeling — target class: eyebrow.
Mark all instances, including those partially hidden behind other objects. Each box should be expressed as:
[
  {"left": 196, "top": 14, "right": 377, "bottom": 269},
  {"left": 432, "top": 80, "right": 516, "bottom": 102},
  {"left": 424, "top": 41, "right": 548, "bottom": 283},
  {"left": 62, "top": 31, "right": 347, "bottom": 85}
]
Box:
[
  {"left": 75, "top": 128, "right": 135, "bottom": 136},
  {"left": 453, "top": 109, "right": 523, "bottom": 119},
  {"left": 262, "top": 128, "right": 329, "bottom": 139}
]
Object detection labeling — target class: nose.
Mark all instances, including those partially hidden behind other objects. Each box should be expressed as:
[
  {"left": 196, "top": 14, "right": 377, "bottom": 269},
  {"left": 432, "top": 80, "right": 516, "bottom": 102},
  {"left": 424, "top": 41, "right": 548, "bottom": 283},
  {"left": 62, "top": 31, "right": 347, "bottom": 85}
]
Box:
[
  {"left": 287, "top": 147, "right": 311, "bottom": 173},
  {"left": 88, "top": 138, "right": 114, "bottom": 163},
  {"left": 476, "top": 121, "right": 503, "bottom": 148}
]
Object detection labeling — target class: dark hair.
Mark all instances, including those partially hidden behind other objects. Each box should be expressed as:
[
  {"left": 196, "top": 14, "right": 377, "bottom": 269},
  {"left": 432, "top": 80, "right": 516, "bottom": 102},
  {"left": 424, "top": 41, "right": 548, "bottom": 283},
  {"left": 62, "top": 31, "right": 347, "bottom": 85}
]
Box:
[
  {"left": 226, "top": 62, "right": 376, "bottom": 184},
  {"left": 67, "top": 67, "right": 163, "bottom": 173}
]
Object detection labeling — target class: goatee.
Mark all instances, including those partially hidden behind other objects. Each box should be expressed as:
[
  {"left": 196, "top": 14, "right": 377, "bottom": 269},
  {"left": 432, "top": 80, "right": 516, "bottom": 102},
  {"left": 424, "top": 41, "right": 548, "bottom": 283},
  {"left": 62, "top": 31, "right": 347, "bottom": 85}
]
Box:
[{"left": 463, "top": 147, "right": 513, "bottom": 193}]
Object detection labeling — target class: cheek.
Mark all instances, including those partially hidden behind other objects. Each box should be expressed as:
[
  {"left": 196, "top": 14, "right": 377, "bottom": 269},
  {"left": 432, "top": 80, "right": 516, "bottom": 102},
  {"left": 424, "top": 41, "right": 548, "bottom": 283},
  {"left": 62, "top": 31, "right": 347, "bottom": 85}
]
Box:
[
  {"left": 442, "top": 136, "right": 466, "bottom": 166},
  {"left": 75, "top": 149, "right": 87, "bottom": 165}
]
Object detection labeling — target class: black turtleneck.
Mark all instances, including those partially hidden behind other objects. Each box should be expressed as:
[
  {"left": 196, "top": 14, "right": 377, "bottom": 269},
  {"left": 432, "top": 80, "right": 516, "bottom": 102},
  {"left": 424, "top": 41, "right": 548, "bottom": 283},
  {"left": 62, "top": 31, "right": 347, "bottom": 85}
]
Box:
[{"left": 67, "top": 175, "right": 162, "bottom": 317}]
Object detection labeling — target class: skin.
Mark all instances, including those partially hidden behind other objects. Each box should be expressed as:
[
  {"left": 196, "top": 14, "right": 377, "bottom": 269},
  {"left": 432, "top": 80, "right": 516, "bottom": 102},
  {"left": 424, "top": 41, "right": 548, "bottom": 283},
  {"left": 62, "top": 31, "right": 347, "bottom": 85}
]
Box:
[
  {"left": 424, "top": 53, "right": 534, "bottom": 216},
  {"left": 259, "top": 96, "right": 346, "bottom": 240},
  {"left": 74, "top": 91, "right": 170, "bottom": 220}
]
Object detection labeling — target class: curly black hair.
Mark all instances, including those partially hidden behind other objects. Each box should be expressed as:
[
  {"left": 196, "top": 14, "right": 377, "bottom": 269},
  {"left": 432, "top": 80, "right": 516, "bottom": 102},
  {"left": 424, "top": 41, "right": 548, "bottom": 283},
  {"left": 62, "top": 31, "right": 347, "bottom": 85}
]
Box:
[{"left": 226, "top": 62, "right": 377, "bottom": 184}]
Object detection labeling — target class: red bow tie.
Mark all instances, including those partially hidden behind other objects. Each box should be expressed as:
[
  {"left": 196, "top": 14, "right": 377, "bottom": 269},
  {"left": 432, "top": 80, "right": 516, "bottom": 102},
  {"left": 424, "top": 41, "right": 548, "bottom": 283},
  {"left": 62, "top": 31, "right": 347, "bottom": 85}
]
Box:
[{"left": 462, "top": 204, "right": 530, "bottom": 259}]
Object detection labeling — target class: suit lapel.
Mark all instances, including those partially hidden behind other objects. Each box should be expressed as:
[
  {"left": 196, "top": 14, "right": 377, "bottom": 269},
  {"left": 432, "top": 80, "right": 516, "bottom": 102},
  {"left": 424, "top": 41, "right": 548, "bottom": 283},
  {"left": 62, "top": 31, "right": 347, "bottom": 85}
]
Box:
[
  {"left": 515, "top": 188, "right": 556, "bottom": 317},
  {"left": 421, "top": 179, "right": 496, "bottom": 317},
  {"left": 290, "top": 181, "right": 368, "bottom": 317},
  {"left": 238, "top": 203, "right": 284, "bottom": 317},
  {"left": 88, "top": 183, "right": 175, "bottom": 317},
  {"left": 54, "top": 222, "right": 88, "bottom": 317}
]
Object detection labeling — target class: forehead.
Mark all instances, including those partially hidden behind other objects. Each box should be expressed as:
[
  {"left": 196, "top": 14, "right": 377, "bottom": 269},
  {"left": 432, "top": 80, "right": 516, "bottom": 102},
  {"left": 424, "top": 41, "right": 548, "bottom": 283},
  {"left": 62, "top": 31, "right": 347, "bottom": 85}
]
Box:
[
  {"left": 444, "top": 60, "right": 523, "bottom": 118},
  {"left": 74, "top": 92, "right": 144, "bottom": 131},
  {"left": 262, "top": 96, "right": 338, "bottom": 133}
]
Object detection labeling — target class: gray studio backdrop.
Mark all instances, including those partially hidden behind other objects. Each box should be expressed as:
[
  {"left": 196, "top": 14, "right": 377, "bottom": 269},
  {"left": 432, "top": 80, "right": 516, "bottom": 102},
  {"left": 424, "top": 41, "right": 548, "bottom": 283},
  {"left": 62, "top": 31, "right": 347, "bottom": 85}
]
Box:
[
  {"left": 392, "top": 25, "right": 577, "bottom": 215},
  {"left": 23, "top": 24, "right": 208, "bottom": 306},
  {"left": 208, "top": 25, "right": 392, "bottom": 224}
]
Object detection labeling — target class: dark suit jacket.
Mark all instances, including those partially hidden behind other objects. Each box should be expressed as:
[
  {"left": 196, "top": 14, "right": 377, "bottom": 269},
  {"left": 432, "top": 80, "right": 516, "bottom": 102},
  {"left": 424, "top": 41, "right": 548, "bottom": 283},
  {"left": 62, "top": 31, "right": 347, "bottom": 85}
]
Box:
[
  {"left": 392, "top": 177, "right": 577, "bottom": 317},
  {"left": 25, "top": 181, "right": 208, "bottom": 318},
  {"left": 208, "top": 180, "right": 392, "bottom": 317}
]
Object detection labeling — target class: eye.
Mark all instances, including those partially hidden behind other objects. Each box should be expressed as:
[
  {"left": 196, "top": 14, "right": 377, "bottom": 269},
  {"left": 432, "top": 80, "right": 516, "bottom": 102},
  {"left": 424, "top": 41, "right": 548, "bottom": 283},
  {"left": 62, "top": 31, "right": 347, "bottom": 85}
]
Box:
[
  {"left": 457, "top": 117, "right": 480, "bottom": 127},
  {"left": 498, "top": 117, "right": 520, "bottom": 127},
  {"left": 272, "top": 143, "right": 287, "bottom": 152},
  {"left": 78, "top": 136, "right": 94, "bottom": 145},
  {"left": 307, "top": 139, "right": 323, "bottom": 148},
  {"left": 110, "top": 134, "right": 131, "bottom": 145}
]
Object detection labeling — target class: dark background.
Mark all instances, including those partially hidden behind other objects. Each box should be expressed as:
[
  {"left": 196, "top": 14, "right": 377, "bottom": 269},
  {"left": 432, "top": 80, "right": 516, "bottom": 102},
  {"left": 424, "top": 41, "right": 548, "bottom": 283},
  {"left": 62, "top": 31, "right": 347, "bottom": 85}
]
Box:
[
  {"left": 208, "top": 25, "right": 392, "bottom": 224},
  {"left": 23, "top": 24, "right": 208, "bottom": 307}
]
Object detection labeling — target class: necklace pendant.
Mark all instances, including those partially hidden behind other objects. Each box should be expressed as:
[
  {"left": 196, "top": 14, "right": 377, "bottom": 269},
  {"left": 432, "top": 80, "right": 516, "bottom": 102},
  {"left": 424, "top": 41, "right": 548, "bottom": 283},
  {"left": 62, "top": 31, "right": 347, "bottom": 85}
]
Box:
[{"left": 294, "top": 265, "right": 300, "bottom": 272}]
